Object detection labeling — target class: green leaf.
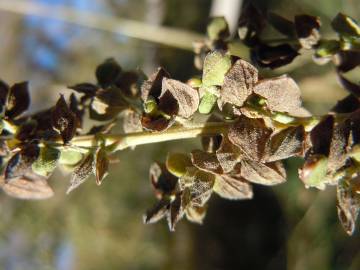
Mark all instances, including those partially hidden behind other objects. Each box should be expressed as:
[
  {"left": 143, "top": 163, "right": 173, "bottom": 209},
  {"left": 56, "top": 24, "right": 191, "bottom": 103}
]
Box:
[
  {"left": 202, "top": 51, "right": 231, "bottom": 87},
  {"left": 207, "top": 17, "right": 230, "bottom": 40},
  {"left": 315, "top": 39, "right": 340, "bottom": 58},
  {"left": 199, "top": 91, "right": 218, "bottom": 114},
  {"left": 59, "top": 149, "right": 83, "bottom": 166},
  {"left": 32, "top": 146, "right": 60, "bottom": 177},
  {"left": 166, "top": 152, "right": 192, "bottom": 177},
  {"left": 300, "top": 155, "right": 329, "bottom": 189},
  {"left": 331, "top": 13, "right": 360, "bottom": 37}
]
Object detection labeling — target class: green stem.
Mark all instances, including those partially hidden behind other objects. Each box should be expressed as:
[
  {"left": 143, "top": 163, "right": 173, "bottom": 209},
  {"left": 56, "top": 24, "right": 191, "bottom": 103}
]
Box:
[{"left": 70, "top": 121, "right": 231, "bottom": 151}]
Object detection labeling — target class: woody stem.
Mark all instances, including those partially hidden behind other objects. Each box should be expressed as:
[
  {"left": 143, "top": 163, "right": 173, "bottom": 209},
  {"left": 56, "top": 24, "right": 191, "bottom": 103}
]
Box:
[{"left": 69, "top": 121, "right": 232, "bottom": 151}]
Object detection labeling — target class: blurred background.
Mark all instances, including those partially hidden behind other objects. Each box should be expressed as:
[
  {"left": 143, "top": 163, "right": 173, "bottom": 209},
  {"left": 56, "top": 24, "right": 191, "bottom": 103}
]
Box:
[{"left": 0, "top": 0, "right": 359, "bottom": 269}]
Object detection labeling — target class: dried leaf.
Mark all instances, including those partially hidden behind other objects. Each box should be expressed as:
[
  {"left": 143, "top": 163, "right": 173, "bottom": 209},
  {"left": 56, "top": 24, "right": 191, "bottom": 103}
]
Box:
[
  {"left": 149, "top": 162, "right": 178, "bottom": 198},
  {"left": 328, "top": 121, "right": 350, "bottom": 174},
  {"left": 96, "top": 58, "right": 122, "bottom": 88},
  {"left": 254, "top": 76, "right": 311, "bottom": 117},
  {"left": 332, "top": 94, "right": 360, "bottom": 113},
  {"left": 191, "top": 150, "right": 223, "bottom": 174},
  {"left": 263, "top": 125, "right": 305, "bottom": 162},
  {"left": 251, "top": 44, "right": 299, "bottom": 69},
  {"left": 220, "top": 59, "right": 258, "bottom": 107},
  {"left": 178, "top": 167, "right": 215, "bottom": 207},
  {"left": 310, "top": 115, "right": 334, "bottom": 155},
  {"left": 116, "top": 71, "right": 141, "bottom": 98},
  {"left": 143, "top": 197, "right": 170, "bottom": 224},
  {"left": 228, "top": 116, "right": 272, "bottom": 161},
  {"left": 166, "top": 152, "right": 192, "bottom": 177},
  {"left": 141, "top": 113, "right": 174, "bottom": 131},
  {"left": 202, "top": 51, "right": 231, "bottom": 86},
  {"left": 68, "top": 83, "right": 98, "bottom": 96},
  {"left": 141, "top": 67, "right": 170, "bottom": 101},
  {"left": 95, "top": 148, "right": 109, "bottom": 185},
  {"left": 185, "top": 205, "right": 207, "bottom": 224},
  {"left": 168, "top": 192, "right": 187, "bottom": 231},
  {"left": 1, "top": 172, "right": 54, "bottom": 200},
  {"left": 66, "top": 153, "right": 94, "bottom": 194},
  {"left": 121, "top": 109, "right": 142, "bottom": 133},
  {"left": 335, "top": 50, "right": 360, "bottom": 73},
  {"left": 5, "top": 144, "right": 40, "bottom": 181},
  {"left": 5, "top": 82, "right": 30, "bottom": 118},
  {"left": 337, "top": 73, "right": 360, "bottom": 98},
  {"left": 267, "top": 13, "right": 296, "bottom": 37},
  {"left": 201, "top": 135, "right": 222, "bottom": 153},
  {"left": 240, "top": 159, "right": 286, "bottom": 186},
  {"left": 331, "top": 13, "right": 360, "bottom": 37},
  {"left": 213, "top": 174, "right": 253, "bottom": 200},
  {"left": 0, "top": 79, "right": 9, "bottom": 112},
  {"left": 52, "top": 95, "right": 77, "bottom": 144},
  {"left": 337, "top": 177, "right": 360, "bottom": 235},
  {"left": 216, "top": 136, "right": 243, "bottom": 173},
  {"left": 160, "top": 78, "right": 199, "bottom": 118},
  {"left": 295, "top": 15, "right": 321, "bottom": 49}
]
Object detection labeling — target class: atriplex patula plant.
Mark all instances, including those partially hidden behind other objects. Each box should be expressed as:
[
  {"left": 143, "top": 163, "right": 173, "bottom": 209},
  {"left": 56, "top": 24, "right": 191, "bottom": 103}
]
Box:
[{"left": 0, "top": 8, "right": 359, "bottom": 236}]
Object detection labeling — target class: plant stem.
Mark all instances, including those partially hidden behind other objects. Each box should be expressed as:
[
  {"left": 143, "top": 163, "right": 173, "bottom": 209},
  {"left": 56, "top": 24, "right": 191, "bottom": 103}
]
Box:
[{"left": 70, "top": 121, "right": 231, "bottom": 151}]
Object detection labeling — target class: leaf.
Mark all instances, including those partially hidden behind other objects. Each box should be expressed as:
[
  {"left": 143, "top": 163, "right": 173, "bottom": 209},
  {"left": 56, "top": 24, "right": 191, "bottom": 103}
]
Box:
[
  {"left": 201, "top": 135, "right": 222, "bottom": 153},
  {"left": 337, "top": 73, "right": 360, "bottom": 98},
  {"left": 331, "top": 13, "right": 360, "bottom": 37},
  {"left": 121, "top": 109, "right": 142, "bottom": 133},
  {"left": 185, "top": 205, "right": 207, "bottom": 224},
  {"left": 191, "top": 150, "right": 223, "bottom": 174},
  {"left": 216, "top": 136, "right": 243, "bottom": 173},
  {"left": 178, "top": 167, "right": 215, "bottom": 207},
  {"left": 213, "top": 173, "right": 253, "bottom": 200},
  {"left": 1, "top": 172, "right": 54, "bottom": 200},
  {"left": 263, "top": 125, "right": 305, "bottom": 162},
  {"left": 310, "top": 115, "right": 334, "bottom": 156},
  {"left": 202, "top": 51, "right": 231, "bottom": 87},
  {"left": 5, "top": 144, "right": 40, "bottom": 181},
  {"left": 160, "top": 78, "right": 199, "bottom": 118},
  {"left": 251, "top": 44, "right": 299, "bottom": 69},
  {"left": 96, "top": 58, "right": 122, "bottom": 88},
  {"left": 68, "top": 83, "right": 98, "bottom": 95},
  {"left": 149, "top": 162, "right": 178, "bottom": 198},
  {"left": 32, "top": 146, "right": 60, "bottom": 177},
  {"left": 167, "top": 191, "right": 188, "bottom": 231},
  {"left": 267, "top": 13, "right": 296, "bottom": 37},
  {"left": 166, "top": 152, "right": 192, "bottom": 177},
  {"left": 143, "top": 197, "right": 170, "bottom": 224},
  {"left": 299, "top": 155, "right": 329, "bottom": 189},
  {"left": 337, "top": 177, "right": 360, "bottom": 235},
  {"left": 314, "top": 39, "right": 340, "bottom": 58},
  {"left": 327, "top": 120, "right": 350, "bottom": 174},
  {"left": 228, "top": 116, "right": 272, "bottom": 161},
  {"left": 335, "top": 50, "right": 360, "bottom": 73},
  {"left": 207, "top": 16, "right": 230, "bottom": 40},
  {"left": 332, "top": 94, "right": 360, "bottom": 113},
  {"left": 58, "top": 149, "right": 83, "bottom": 166},
  {"left": 253, "top": 76, "right": 311, "bottom": 117},
  {"left": 5, "top": 82, "right": 30, "bottom": 118},
  {"left": 198, "top": 90, "right": 218, "bottom": 114},
  {"left": 220, "top": 59, "right": 258, "bottom": 107},
  {"left": 52, "top": 95, "right": 77, "bottom": 144},
  {"left": 66, "top": 153, "right": 94, "bottom": 194},
  {"left": 240, "top": 159, "right": 286, "bottom": 186},
  {"left": 141, "top": 67, "right": 170, "bottom": 101},
  {"left": 295, "top": 15, "right": 321, "bottom": 49},
  {"left": 0, "top": 79, "right": 9, "bottom": 113},
  {"left": 115, "top": 71, "right": 141, "bottom": 98},
  {"left": 141, "top": 113, "right": 174, "bottom": 131},
  {"left": 95, "top": 148, "right": 109, "bottom": 185}
]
